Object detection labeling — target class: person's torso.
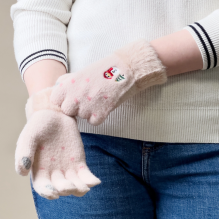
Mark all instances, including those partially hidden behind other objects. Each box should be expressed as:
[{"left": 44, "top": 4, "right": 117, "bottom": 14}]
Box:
[{"left": 67, "top": 0, "right": 219, "bottom": 110}]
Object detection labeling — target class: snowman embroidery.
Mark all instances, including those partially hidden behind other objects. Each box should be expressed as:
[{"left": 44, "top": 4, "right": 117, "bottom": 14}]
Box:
[{"left": 103, "top": 67, "right": 120, "bottom": 79}]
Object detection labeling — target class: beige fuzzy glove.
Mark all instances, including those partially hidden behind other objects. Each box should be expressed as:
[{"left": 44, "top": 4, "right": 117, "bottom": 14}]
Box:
[
  {"left": 50, "top": 39, "right": 167, "bottom": 125},
  {"left": 15, "top": 87, "right": 101, "bottom": 200}
]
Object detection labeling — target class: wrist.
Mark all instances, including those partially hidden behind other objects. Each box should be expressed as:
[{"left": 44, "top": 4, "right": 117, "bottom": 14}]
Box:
[
  {"left": 150, "top": 29, "right": 203, "bottom": 77},
  {"left": 114, "top": 39, "right": 167, "bottom": 90},
  {"left": 24, "top": 59, "right": 66, "bottom": 97},
  {"left": 25, "top": 87, "right": 61, "bottom": 120}
]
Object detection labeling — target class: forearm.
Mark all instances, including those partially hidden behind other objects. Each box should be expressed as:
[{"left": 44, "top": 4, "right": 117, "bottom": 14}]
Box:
[
  {"left": 24, "top": 59, "right": 67, "bottom": 97},
  {"left": 22, "top": 28, "right": 209, "bottom": 96},
  {"left": 150, "top": 29, "right": 203, "bottom": 77}
]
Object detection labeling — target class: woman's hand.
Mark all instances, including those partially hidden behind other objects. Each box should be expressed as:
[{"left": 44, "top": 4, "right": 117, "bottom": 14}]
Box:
[
  {"left": 16, "top": 88, "right": 101, "bottom": 200},
  {"left": 50, "top": 29, "right": 203, "bottom": 126},
  {"left": 50, "top": 39, "right": 167, "bottom": 125}
]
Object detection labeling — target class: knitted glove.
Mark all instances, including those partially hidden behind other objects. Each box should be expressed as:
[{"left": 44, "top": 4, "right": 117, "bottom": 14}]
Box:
[
  {"left": 15, "top": 87, "right": 101, "bottom": 200},
  {"left": 50, "top": 39, "right": 167, "bottom": 125}
]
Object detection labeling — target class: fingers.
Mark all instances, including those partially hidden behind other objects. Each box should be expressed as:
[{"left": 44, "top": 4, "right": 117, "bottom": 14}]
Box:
[
  {"left": 15, "top": 123, "right": 38, "bottom": 176},
  {"left": 15, "top": 111, "right": 57, "bottom": 176},
  {"left": 88, "top": 113, "right": 107, "bottom": 126},
  {"left": 61, "top": 97, "right": 79, "bottom": 116},
  {"left": 32, "top": 167, "right": 101, "bottom": 200},
  {"left": 15, "top": 156, "right": 32, "bottom": 176},
  {"left": 32, "top": 171, "right": 59, "bottom": 200},
  {"left": 87, "top": 106, "right": 111, "bottom": 125},
  {"left": 51, "top": 73, "right": 78, "bottom": 108},
  {"left": 51, "top": 168, "right": 100, "bottom": 197},
  {"left": 65, "top": 169, "right": 90, "bottom": 197},
  {"left": 77, "top": 166, "right": 101, "bottom": 187},
  {"left": 51, "top": 170, "right": 77, "bottom": 196},
  {"left": 50, "top": 83, "right": 66, "bottom": 106},
  {"left": 33, "top": 167, "right": 100, "bottom": 199}
]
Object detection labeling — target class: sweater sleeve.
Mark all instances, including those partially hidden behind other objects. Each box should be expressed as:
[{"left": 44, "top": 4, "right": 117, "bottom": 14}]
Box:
[
  {"left": 10, "top": 0, "right": 73, "bottom": 81},
  {"left": 183, "top": 9, "right": 219, "bottom": 70}
]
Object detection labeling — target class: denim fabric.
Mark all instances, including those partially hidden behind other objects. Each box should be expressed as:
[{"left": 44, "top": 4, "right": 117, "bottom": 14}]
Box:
[{"left": 31, "top": 132, "right": 219, "bottom": 219}]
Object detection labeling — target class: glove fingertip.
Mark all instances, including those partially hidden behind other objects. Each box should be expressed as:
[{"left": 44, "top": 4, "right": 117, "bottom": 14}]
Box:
[
  {"left": 50, "top": 91, "right": 62, "bottom": 107},
  {"left": 88, "top": 177, "right": 101, "bottom": 188},
  {"left": 88, "top": 115, "right": 105, "bottom": 126},
  {"left": 61, "top": 100, "right": 78, "bottom": 117},
  {"left": 15, "top": 157, "right": 32, "bottom": 176}
]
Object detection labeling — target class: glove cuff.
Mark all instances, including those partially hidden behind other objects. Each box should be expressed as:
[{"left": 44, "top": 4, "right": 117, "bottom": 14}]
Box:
[
  {"left": 114, "top": 39, "right": 167, "bottom": 91},
  {"left": 25, "top": 87, "right": 61, "bottom": 120}
]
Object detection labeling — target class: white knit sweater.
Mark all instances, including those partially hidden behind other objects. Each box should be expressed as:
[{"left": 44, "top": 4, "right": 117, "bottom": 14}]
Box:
[{"left": 10, "top": 0, "right": 219, "bottom": 143}]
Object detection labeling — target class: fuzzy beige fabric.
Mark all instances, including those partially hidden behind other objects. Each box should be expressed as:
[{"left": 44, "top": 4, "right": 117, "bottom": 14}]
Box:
[
  {"left": 16, "top": 87, "right": 101, "bottom": 200},
  {"left": 25, "top": 87, "right": 62, "bottom": 120},
  {"left": 114, "top": 39, "right": 167, "bottom": 90},
  {"left": 50, "top": 39, "right": 167, "bottom": 125}
]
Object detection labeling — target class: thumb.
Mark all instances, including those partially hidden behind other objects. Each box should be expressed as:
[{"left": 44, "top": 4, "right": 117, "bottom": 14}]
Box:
[{"left": 15, "top": 111, "right": 45, "bottom": 176}]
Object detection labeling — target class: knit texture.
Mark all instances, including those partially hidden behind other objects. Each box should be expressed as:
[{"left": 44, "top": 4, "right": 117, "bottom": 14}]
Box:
[
  {"left": 25, "top": 87, "right": 62, "bottom": 120},
  {"left": 10, "top": 0, "right": 219, "bottom": 143},
  {"left": 16, "top": 87, "right": 101, "bottom": 200},
  {"left": 114, "top": 39, "right": 167, "bottom": 90},
  {"left": 183, "top": 9, "right": 219, "bottom": 70},
  {"left": 50, "top": 39, "right": 167, "bottom": 125},
  {"left": 10, "top": 0, "right": 72, "bottom": 81}
]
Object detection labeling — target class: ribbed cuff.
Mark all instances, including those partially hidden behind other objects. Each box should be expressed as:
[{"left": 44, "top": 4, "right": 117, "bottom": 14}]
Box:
[
  {"left": 20, "top": 49, "right": 69, "bottom": 82},
  {"left": 183, "top": 9, "right": 219, "bottom": 70},
  {"left": 10, "top": 0, "right": 72, "bottom": 82}
]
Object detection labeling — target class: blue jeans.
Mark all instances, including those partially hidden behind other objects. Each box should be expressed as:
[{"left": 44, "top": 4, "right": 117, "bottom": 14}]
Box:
[{"left": 31, "top": 132, "right": 219, "bottom": 219}]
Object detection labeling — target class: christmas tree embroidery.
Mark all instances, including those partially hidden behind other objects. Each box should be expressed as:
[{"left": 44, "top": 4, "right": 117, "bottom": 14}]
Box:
[{"left": 115, "top": 74, "right": 125, "bottom": 82}]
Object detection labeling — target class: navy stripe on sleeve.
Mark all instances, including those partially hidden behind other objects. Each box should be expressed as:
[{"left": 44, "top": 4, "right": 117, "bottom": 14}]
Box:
[
  {"left": 194, "top": 22, "right": 217, "bottom": 68},
  {"left": 19, "top": 49, "right": 67, "bottom": 74},
  {"left": 188, "top": 24, "right": 211, "bottom": 69},
  {"left": 20, "top": 53, "right": 67, "bottom": 73}
]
